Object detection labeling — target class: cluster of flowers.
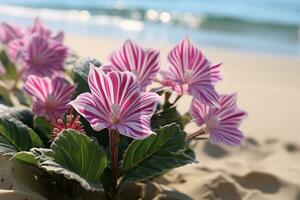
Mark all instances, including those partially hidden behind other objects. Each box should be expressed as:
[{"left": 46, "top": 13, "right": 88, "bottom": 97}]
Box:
[
  {"left": 0, "top": 19, "right": 246, "bottom": 146},
  {"left": 0, "top": 18, "right": 67, "bottom": 78}
]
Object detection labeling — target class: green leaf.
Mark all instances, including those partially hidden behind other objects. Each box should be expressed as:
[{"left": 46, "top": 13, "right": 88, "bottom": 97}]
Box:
[
  {"left": 11, "top": 88, "right": 31, "bottom": 106},
  {"left": 72, "top": 57, "right": 101, "bottom": 95},
  {"left": 0, "top": 50, "right": 17, "bottom": 80},
  {"left": 0, "top": 135, "right": 17, "bottom": 156},
  {"left": 122, "top": 123, "right": 195, "bottom": 182},
  {"left": 33, "top": 117, "right": 52, "bottom": 140},
  {"left": 0, "top": 116, "right": 42, "bottom": 156},
  {"left": 11, "top": 151, "right": 38, "bottom": 166},
  {"left": 0, "top": 86, "right": 13, "bottom": 106},
  {"left": 33, "top": 130, "right": 107, "bottom": 191},
  {"left": 181, "top": 112, "right": 192, "bottom": 127},
  {"left": 0, "top": 104, "right": 34, "bottom": 127},
  {"left": 28, "top": 128, "right": 43, "bottom": 147},
  {"left": 151, "top": 106, "right": 183, "bottom": 129}
]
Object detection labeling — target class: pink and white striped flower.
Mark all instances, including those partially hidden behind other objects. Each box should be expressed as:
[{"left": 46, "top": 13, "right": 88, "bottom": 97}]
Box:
[
  {"left": 3, "top": 18, "right": 66, "bottom": 65},
  {"left": 19, "top": 33, "right": 68, "bottom": 79},
  {"left": 27, "top": 18, "right": 64, "bottom": 43},
  {"left": 190, "top": 94, "right": 247, "bottom": 145},
  {"left": 160, "top": 37, "right": 222, "bottom": 107},
  {"left": 104, "top": 39, "right": 160, "bottom": 91},
  {"left": 23, "top": 75, "right": 75, "bottom": 121},
  {"left": 6, "top": 37, "right": 25, "bottom": 62},
  {"left": 70, "top": 64, "right": 159, "bottom": 140},
  {"left": 0, "top": 22, "right": 23, "bottom": 45}
]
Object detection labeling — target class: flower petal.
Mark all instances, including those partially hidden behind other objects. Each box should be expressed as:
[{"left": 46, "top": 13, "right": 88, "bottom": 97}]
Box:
[
  {"left": 32, "top": 99, "right": 58, "bottom": 121},
  {"left": 24, "top": 75, "right": 74, "bottom": 121},
  {"left": 23, "top": 75, "right": 52, "bottom": 101},
  {"left": 70, "top": 93, "right": 110, "bottom": 131},
  {"left": 209, "top": 127, "right": 243, "bottom": 146},
  {"left": 118, "top": 116, "right": 154, "bottom": 140},
  {"left": 51, "top": 78, "right": 75, "bottom": 105},
  {"left": 21, "top": 34, "right": 68, "bottom": 79},
  {"left": 188, "top": 82, "right": 220, "bottom": 107},
  {"left": 53, "top": 31, "right": 64, "bottom": 43},
  {"left": 27, "top": 18, "right": 51, "bottom": 37},
  {"left": 0, "top": 22, "right": 23, "bottom": 45},
  {"left": 76, "top": 64, "right": 158, "bottom": 139},
  {"left": 6, "top": 37, "right": 24, "bottom": 62},
  {"left": 190, "top": 98, "right": 218, "bottom": 126},
  {"left": 108, "top": 39, "right": 160, "bottom": 90},
  {"left": 166, "top": 37, "right": 192, "bottom": 82},
  {"left": 88, "top": 64, "right": 139, "bottom": 113},
  {"left": 120, "top": 92, "right": 159, "bottom": 121},
  {"left": 219, "top": 93, "right": 237, "bottom": 110},
  {"left": 219, "top": 108, "right": 248, "bottom": 127},
  {"left": 190, "top": 93, "right": 247, "bottom": 146},
  {"left": 161, "top": 37, "right": 221, "bottom": 106}
]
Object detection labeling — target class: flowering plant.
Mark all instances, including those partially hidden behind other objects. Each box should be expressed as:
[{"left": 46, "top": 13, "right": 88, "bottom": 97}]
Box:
[{"left": 0, "top": 19, "right": 247, "bottom": 200}]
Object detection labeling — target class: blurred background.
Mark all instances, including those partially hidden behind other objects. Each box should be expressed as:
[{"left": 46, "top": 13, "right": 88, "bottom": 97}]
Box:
[
  {"left": 0, "top": 1, "right": 300, "bottom": 199},
  {"left": 0, "top": 0, "right": 300, "bottom": 55}
]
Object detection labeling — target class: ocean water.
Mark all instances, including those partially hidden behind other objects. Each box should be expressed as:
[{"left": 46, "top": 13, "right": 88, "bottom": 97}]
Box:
[{"left": 0, "top": 0, "right": 299, "bottom": 55}]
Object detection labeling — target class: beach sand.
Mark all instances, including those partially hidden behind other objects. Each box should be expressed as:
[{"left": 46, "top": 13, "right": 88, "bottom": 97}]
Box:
[
  {"left": 65, "top": 35, "right": 300, "bottom": 200},
  {"left": 1, "top": 34, "right": 299, "bottom": 200}
]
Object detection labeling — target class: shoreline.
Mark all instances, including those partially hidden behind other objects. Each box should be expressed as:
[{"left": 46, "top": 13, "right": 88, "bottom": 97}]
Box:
[
  {"left": 1, "top": 1, "right": 300, "bottom": 56},
  {"left": 65, "top": 34, "right": 300, "bottom": 59}
]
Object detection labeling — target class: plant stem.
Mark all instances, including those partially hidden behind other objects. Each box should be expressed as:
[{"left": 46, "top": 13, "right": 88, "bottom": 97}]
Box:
[
  {"left": 187, "top": 127, "right": 206, "bottom": 140},
  {"left": 12, "top": 71, "right": 20, "bottom": 90},
  {"left": 109, "top": 129, "right": 119, "bottom": 199},
  {"left": 163, "top": 92, "right": 172, "bottom": 109},
  {"left": 172, "top": 95, "right": 182, "bottom": 105}
]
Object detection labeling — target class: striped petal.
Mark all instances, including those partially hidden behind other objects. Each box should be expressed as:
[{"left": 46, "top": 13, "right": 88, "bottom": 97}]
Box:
[
  {"left": 161, "top": 37, "right": 222, "bottom": 106},
  {"left": 27, "top": 18, "right": 51, "bottom": 38},
  {"left": 118, "top": 116, "right": 154, "bottom": 140},
  {"left": 190, "top": 94, "right": 247, "bottom": 146},
  {"left": 188, "top": 82, "right": 220, "bottom": 107},
  {"left": 23, "top": 75, "right": 52, "bottom": 101},
  {"left": 6, "top": 37, "right": 24, "bottom": 62},
  {"left": 190, "top": 98, "right": 218, "bottom": 126},
  {"left": 20, "top": 34, "right": 68, "bottom": 79},
  {"left": 27, "top": 18, "right": 64, "bottom": 43},
  {"left": 120, "top": 92, "right": 159, "bottom": 119},
  {"left": 23, "top": 75, "right": 75, "bottom": 121},
  {"left": 52, "top": 31, "right": 64, "bottom": 43},
  {"left": 70, "top": 93, "right": 110, "bottom": 131},
  {"left": 219, "top": 93, "right": 237, "bottom": 110},
  {"left": 209, "top": 128, "right": 243, "bottom": 146},
  {"left": 72, "top": 64, "right": 159, "bottom": 139},
  {"left": 51, "top": 77, "right": 76, "bottom": 106},
  {"left": 87, "top": 64, "right": 140, "bottom": 113},
  {"left": 118, "top": 92, "right": 158, "bottom": 139},
  {"left": 0, "top": 22, "right": 23, "bottom": 45},
  {"left": 108, "top": 39, "right": 160, "bottom": 90}
]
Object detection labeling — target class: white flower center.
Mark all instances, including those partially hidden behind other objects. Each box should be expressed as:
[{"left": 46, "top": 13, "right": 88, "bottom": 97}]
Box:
[
  {"left": 32, "top": 53, "right": 44, "bottom": 66},
  {"left": 183, "top": 69, "right": 193, "bottom": 83},
  {"left": 205, "top": 117, "right": 220, "bottom": 133},
  {"left": 110, "top": 104, "right": 121, "bottom": 124},
  {"left": 131, "top": 69, "right": 139, "bottom": 78},
  {"left": 44, "top": 95, "right": 56, "bottom": 111}
]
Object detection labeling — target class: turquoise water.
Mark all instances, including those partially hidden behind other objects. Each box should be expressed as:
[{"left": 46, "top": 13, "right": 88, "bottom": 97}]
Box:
[{"left": 0, "top": 0, "right": 299, "bottom": 55}]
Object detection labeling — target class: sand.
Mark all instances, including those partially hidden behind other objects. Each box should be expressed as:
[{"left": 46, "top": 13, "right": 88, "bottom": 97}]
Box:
[{"left": 1, "top": 34, "right": 300, "bottom": 200}]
